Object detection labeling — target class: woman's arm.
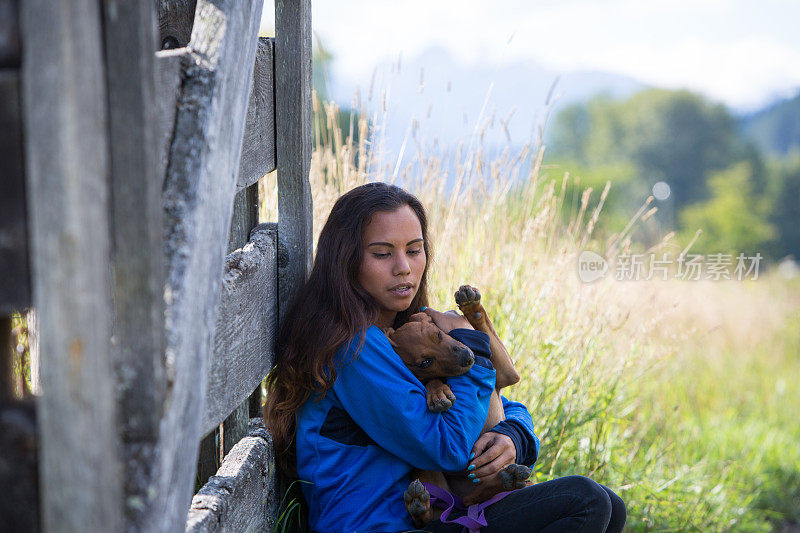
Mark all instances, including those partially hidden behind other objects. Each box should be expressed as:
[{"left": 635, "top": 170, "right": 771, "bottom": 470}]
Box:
[
  {"left": 332, "top": 326, "right": 495, "bottom": 472},
  {"left": 494, "top": 396, "right": 540, "bottom": 466},
  {"left": 468, "top": 396, "right": 540, "bottom": 480}
]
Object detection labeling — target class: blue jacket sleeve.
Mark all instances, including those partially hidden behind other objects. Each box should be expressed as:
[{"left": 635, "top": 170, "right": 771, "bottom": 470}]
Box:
[
  {"left": 332, "top": 326, "right": 496, "bottom": 472},
  {"left": 490, "top": 396, "right": 540, "bottom": 467}
]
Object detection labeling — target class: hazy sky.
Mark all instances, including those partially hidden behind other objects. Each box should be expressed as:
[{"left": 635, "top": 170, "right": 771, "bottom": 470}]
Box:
[{"left": 262, "top": 0, "right": 800, "bottom": 110}]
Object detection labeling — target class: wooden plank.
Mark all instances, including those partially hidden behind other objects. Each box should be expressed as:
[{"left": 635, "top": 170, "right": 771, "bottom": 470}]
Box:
[
  {"left": 186, "top": 418, "right": 279, "bottom": 533},
  {"left": 158, "top": 0, "right": 196, "bottom": 49},
  {"left": 0, "top": 70, "right": 29, "bottom": 315},
  {"left": 0, "top": 316, "right": 12, "bottom": 401},
  {"left": 20, "top": 0, "right": 122, "bottom": 530},
  {"left": 237, "top": 37, "right": 276, "bottom": 189},
  {"left": 99, "top": 2, "right": 166, "bottom": 530},
  {"left": 197, "top": 183, "right": 260, "bottom": 488},
  {"left": 228, "top": 183, "right": 260, "bottom": 253},
  {"left": 0, "top": 399, "right": 39, "bottom": 532},
  {"left": 275, "top": 0, "right": 314, "bottom": 325},
  {"left": 202, "top": 224, "right": 277, "bottom": 436},
  {"left": 0, "top": 0, "right": 20, "bottom": 68},
  {"left": 148, "top": 1, "right": 265, "bottom": 530},
  {"left": 0, "top": 0, "right": 29, "bottom": 314},
  {"left": 155, "top": 40, "right": 275, "bottom": 194},
  {"left": 155, "top": 42, "right": 275, "bottom": 193},
  {"left": 27, "top": 308, "right": 39, "bottom": 394},
  {"left": 155, "top": 50, "right": 183, "bottom": 188},
  {"left": 221, "top": 184, "right": 261, "bottom": 458}
]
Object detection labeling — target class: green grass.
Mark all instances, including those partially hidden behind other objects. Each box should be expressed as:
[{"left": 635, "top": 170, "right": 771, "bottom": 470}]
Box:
[{"left": 265, "top": 93, "right": 800, "bottom": 530}]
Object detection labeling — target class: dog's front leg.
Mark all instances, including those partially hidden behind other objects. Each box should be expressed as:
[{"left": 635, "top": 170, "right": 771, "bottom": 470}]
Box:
[
  {"left": 455, "top": 285, "right": 520, "bottom": 389},
  {"left": 425, "top": 378, "right": 456, "bottom": 412}
]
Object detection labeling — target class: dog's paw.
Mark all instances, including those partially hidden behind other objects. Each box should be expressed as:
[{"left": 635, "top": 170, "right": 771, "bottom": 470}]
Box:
[
  {"left": 455, "top": 285, "right": 483, "bottom": 322},
  {"left": 426, "top": 380, "right": 456, "bottom": 412},
  {"left": 499, "top": 463, "right": 531, "bottom": 491},
  {"left": 403, "top": 479, "right": 432, "bottom": 525}
]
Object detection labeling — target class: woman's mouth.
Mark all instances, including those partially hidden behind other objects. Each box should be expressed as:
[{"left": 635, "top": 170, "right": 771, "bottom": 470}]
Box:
[{"left": 389, "top": 283, "right": 414, "bottom": 296}]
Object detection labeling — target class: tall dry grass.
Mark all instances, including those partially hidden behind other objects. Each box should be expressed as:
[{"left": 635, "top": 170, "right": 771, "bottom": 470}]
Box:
[{"left": 261, "top": 93, "right": 800, "bottom": 531}]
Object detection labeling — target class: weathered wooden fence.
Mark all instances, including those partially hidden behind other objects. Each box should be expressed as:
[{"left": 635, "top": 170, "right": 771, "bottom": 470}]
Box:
[{"left": 0, "top": 0, "right": 311, "bottom": 530}]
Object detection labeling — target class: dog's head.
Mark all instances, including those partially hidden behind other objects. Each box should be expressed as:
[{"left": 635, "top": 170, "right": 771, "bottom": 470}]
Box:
[{"left": 384, "top": 312, "right": 475, "bottom": 381}]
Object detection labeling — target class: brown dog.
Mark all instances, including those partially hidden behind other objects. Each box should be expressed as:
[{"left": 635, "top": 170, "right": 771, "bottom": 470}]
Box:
[{"left": 384, "top": 285, "right": 530, "bottom": 527}]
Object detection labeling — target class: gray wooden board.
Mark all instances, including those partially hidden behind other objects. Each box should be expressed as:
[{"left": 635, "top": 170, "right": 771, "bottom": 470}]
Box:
[
  {"left": 0, "top": 317, "right": 12, "bottom": 400},
  {"left": 100, "top": 2, "right": 166, "bottom": 530},
  {"left": 155, "top": 40, "right": 275, "bottom": 194},
  {"left": 158, "top": 0, "right": 197, "bottom": 49},
  {"left": 227, "top": 183, "right": 260, "bottom": 254},
  {"left": 0, "top": 70, "right": 30, "bottom": 314},
  {"left": 201, "top": 225, "right": 277, "bottom": 436},
  {"left": 220, "top": 184, "right": 260, "bottom": 459},
  {"left": 148, "top": 1, "right": 265, "bottom": 530},
  {"left": 186, "top": 419, "right": 279, "bottom": 533},
  {"left": 0, "top": 0, "right": 20, "bottom": 68},
  {"left": 20, "top": 0, "right": 122, "bottom": 530},
  {"left": 237, "top": 37, "right": 276, "bottom": 189},
  {"left": 275, "top": 0, "right": 314, "bottom": 325},
  {"left": 155, "top": 50, "right": 183, "bottom": 189}
]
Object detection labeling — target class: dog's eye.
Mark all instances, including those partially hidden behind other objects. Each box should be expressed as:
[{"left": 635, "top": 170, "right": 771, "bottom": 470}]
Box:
[
  {"left": 437, "top": 331, "right": 443, "bottom": 341},
  {"left": 418, "top": 359, "right": 433, "bottom": 369}
]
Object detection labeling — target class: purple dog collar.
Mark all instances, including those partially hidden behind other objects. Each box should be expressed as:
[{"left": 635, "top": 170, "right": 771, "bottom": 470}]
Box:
[{"left": 421, "top": 482, "right": 513, "bottom": 533}]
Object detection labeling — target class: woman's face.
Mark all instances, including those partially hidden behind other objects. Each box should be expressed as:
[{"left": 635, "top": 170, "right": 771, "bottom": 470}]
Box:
[{"left": 358, "top": 205, "right": 427, "bottom": 328}]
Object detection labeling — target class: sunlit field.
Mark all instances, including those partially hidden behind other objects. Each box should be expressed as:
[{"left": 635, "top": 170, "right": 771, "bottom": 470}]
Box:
[{"left": 261, "top": 95, "right": 800, "bottom": 531}]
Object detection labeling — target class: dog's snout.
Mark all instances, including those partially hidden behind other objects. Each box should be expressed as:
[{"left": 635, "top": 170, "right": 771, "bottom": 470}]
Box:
[{"left": 456, "top": 347, "right": 475, "bottom": 368}]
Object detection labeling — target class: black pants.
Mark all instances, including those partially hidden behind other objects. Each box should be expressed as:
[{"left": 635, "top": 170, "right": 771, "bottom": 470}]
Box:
[{"left": 422, "top": 475, "right": 626, "bottom": 533}]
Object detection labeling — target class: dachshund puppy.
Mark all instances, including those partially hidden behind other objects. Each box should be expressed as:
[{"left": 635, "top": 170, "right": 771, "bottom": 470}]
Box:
[{"left": 384, "top": 285, "right": 529, "bottom": 527}]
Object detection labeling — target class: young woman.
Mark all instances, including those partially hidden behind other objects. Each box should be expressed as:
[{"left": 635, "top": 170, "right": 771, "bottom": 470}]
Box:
[{"left": 266, "top": 183, "right": 626, "bottom": 532}]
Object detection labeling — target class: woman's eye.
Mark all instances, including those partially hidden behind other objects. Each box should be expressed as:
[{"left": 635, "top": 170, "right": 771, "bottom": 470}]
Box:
[
  {"left": 372, "top": 252, "right": 390, "bottom": 259},
  {"left": 407, "top": 248, "right": 422, "bottom": 256},
  {"left": 419, "top": 359, "right": 433, "bottom": 369}
]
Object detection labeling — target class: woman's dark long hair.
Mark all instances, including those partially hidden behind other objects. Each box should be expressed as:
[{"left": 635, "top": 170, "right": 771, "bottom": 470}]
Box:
[{"left": 265, "top": 183, "right": 431, "bottom": 476}]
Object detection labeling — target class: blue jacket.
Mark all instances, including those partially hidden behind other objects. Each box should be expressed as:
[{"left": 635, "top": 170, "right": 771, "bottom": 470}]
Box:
[{"left": 296, "top": 325, "right": 538, "bottom": 533}]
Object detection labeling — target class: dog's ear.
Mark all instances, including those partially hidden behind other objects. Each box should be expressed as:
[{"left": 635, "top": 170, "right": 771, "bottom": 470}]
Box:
[
  {"left": 409, "top": 312, "right": 432, "bottom": 323},
  {"left": 383, "top": 329, "right": 400, "bottom": 349}
]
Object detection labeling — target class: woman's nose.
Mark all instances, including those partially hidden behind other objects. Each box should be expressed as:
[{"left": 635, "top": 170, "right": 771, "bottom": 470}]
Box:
[{"left": 393, "top": 253, "right": 411, "bottom": 276}]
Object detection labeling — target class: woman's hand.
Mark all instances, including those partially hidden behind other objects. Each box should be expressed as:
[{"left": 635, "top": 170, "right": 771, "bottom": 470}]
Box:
[
  {"left": 422, "top": 307, "right": 474, "bottom": 332},
  {"left": 468, "top": 431, "right": 517, "bottom": 481}
]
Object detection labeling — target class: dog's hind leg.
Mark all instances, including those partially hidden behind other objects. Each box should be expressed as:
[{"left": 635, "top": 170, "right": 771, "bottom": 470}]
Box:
[
  {"left": 455, "top": 285, "right": 520, "bottom": 389},
  {"left": 404, "top": 472, "right": 446, "bottom": 527},
  {"left": 403, "top": 479, "right": 433, "bottom": 528}
]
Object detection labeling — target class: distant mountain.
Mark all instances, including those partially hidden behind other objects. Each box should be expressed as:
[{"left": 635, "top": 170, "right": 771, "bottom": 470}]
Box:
[
  {"left": 328, "top": 46, "right": 645, "bottom": 155},
  {"left": 739, "top": 91, "right": 800, "bottom": 156}
]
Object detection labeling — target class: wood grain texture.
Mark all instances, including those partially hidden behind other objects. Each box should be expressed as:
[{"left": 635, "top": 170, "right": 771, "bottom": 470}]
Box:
[
  {"left": 158, "top": 0, "right": 196, "bottom": 49},
  {"left": 0, "top": 70, "right": 29, "bottom": 314},
  {"left": 186, "top": 418, "right": 279, "bottom": 533},
  {"left": 155, "top": 49, "right": 184, "bottom": 189},
  {"left": 1, "top": 0, "right": 28, "bottom": 313},
  {"left": 227, "top": 184, "right": 260, "bottom": 254},
  {"left": 202, "top": 224, "right": 277, "bottom": 436},
  {"left": 100, "top": 2, "right": 166, "bottom": 529},
  {"left": 237, "top": 37, "right": 276, "bottom": 189},
  {"left": 275, "top": 0, "right": 314, "bottom": 325},
  {"left": 220, "top": 184, "right": 261, "bottom": 459},
  {"left": 20, "top": 0, "right": 122, "bottom": 529},
  {"left": 0, "top": 317, "right": 12, "bottom": 400},
  {"left": 0, "top": 0, "right": 20, "bottom": 68},
  {"left": 156, "top": 42, "right": 275, "bottom": 194},
  {"left": 149, "top": 1, "right": 265, "bottom": 529}
]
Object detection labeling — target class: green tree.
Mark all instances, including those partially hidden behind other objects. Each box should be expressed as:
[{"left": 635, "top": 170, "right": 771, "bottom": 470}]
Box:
[
  {"left": 550, "top": 89, "right": 752, "bottom": 211},
  {"left": 766, "top": 154, "right": 800, "bottom": 258},
  {"left": 679, "top": 162, "right": 775, "bottom": 254}
]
